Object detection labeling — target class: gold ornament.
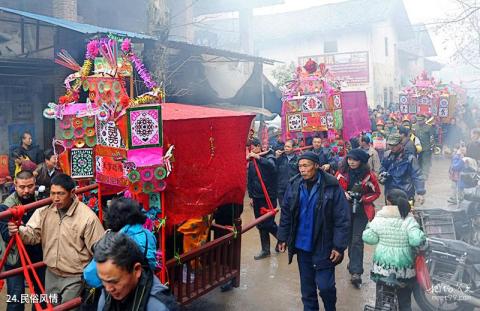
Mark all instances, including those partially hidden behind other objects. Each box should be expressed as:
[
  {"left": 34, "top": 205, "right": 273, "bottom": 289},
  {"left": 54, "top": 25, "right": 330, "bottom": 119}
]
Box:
[
  {"left": 130, "top": 95, "right": 157, "bottom": 107},
  {"left": 81, "top": 59, "right": 93, "bottom": 77}
]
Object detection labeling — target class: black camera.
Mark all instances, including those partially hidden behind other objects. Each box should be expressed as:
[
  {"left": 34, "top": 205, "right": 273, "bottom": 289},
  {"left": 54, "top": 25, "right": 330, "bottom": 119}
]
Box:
[
  {"left": 347, "top": 183, "right": 363, "bottom": 214},
  {"left": 378, "top": 171, "right": 390, "bottom": 185}
]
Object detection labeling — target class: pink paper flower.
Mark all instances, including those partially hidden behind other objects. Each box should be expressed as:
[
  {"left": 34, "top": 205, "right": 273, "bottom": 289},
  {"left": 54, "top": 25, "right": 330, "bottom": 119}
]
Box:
[
  {"left": 86, "top": 39, "right": 99, "bottom": 59},
  {"left": 121, "top": 38, "right": 132, "bottom": 53}
]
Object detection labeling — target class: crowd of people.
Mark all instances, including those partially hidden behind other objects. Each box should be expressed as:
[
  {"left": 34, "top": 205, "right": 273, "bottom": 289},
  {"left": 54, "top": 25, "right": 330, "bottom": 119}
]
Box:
[
  {"left": 245, "top": 103, "right": 480, "bottom": 311},
  {"left": 0, "top": 133, "right": 179, "bottom": 310},
  {"left": 1, "top": 101, "right": 480, "bottom": 311}
]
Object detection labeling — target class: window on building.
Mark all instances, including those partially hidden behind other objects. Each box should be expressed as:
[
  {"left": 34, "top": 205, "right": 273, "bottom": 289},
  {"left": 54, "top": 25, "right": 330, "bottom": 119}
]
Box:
[
  {"left": 324, "top": 41, "right": 338, "bottom": 53},
  {"left": 384, "top": 87, "right": 388, "bottom": 107},
  {"left": 384, "top": 37, "right": 389, "bottom": 57},
  {"left": 389, "top": 87, "right": 394, "bottom": 105}
]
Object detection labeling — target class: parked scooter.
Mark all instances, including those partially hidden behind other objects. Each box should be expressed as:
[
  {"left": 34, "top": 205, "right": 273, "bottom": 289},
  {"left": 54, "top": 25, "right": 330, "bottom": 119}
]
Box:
[
  {"left": 413, "top": 171, "right": 480, "bottom": 310},
  {"left": 413, "top": 237, "right": 480, "bottom": 311}
]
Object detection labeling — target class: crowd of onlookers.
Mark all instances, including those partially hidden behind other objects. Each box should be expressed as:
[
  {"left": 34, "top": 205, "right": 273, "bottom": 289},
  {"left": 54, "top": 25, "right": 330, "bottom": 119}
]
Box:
[
  {"left": 0, "top": 131, "right": 179, "bottom": 310},
  {"left": 244, "top": 101, "right": 480, "bottom": 310}
]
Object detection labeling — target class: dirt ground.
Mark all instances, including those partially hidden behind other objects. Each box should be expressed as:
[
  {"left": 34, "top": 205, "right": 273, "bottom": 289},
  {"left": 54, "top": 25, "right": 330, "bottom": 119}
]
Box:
[{"left": 0, "top": 157, "right": 453, "bottom": 310}]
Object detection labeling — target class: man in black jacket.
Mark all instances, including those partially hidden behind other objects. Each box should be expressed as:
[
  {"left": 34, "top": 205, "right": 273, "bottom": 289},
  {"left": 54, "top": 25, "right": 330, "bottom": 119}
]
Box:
[
  {"left": 33, "top": 149, "right": 62, "bottom": 198},
  {"left": 8, "top": 132, "right": 42, "bottom": 177},
  {"left": 311, "top": 136, "right": 335, "bottom": 172},
  {"left": 275, "top": 139, "right": 299, "bottom": 207},
  {"left": 277, "top": 152, "right": 350, "bottom": 311},
  {"left": 247, "top": 138, "right": 278, "bottom": 260}
]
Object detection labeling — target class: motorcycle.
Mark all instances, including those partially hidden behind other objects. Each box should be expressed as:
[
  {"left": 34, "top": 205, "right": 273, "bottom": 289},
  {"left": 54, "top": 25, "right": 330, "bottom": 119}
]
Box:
[
  {"left": 413, "top": 237, "right": 480, "bottom": 311},
  {"left": 412, "top": 172, "right": 480, "bottom": 310}
]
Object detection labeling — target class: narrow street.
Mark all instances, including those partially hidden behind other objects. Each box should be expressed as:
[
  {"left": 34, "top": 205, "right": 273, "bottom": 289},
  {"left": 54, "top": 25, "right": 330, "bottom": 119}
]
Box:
[{"left": 187, "top": 157, "right": 451, "bottom": 311}]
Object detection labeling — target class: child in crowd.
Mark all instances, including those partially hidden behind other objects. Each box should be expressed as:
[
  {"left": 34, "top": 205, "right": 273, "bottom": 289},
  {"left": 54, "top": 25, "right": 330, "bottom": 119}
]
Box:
[{"left": 363, "top": 189, "right": 425, "bottom": 310}]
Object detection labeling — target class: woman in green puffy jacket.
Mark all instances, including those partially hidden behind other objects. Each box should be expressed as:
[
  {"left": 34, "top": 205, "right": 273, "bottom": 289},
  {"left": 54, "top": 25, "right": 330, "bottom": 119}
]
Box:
[{"left": 362, "top": 189, "right": 425, "bottom": 311}]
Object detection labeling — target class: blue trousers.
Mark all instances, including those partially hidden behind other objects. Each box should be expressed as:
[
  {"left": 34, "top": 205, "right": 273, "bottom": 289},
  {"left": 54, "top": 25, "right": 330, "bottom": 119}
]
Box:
[{"left": 297, "top": 250, "right": 337, "bottom": 311}]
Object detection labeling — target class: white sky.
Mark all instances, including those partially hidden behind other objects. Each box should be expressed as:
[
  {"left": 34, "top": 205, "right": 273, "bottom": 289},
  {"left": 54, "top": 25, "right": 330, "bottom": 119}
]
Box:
[{"left": 253, "top": 0, "right": 460, "bottom": 63}]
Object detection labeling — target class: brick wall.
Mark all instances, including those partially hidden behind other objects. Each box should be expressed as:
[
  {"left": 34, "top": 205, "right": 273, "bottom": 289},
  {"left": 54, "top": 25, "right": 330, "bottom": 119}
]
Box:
[{"left": 52, "top": 0, "right": 77, "bottom": 21}]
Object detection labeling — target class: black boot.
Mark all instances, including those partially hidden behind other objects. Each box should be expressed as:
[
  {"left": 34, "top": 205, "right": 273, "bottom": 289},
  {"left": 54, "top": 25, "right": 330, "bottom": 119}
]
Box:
[
  {"left": 254, "top": 230, "right": 271, "bottom": 260},
  {"left": 351, "top": 273, "right": 362, "bottom": 289}
]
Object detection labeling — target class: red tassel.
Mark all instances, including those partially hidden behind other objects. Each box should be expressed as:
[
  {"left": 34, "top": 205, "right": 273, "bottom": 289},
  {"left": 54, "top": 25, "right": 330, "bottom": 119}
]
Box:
[{"left": 260, "top": 207, "right": 270, "bottom": 215}]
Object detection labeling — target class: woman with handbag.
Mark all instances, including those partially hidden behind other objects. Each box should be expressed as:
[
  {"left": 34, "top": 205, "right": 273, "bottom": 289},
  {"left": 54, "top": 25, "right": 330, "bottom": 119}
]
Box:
[{"left": 362, "top": 189, "right": 426, "bottom": 311}]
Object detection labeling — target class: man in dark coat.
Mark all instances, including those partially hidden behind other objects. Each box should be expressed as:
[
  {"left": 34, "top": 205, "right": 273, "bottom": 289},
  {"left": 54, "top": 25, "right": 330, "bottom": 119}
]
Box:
[
  {"left": 380, "top": 133, "right": 426, "bottom": 203},
  {"left": 311, "top": 136, "right": 336, "bottom": 172},
  {"left": 247, "top": 138, "right": 278, "bottom": 260},
  {"left": 413, "top": 114, "right": 435, "bottom": 178},
  {"left": 33, "top": 149, "right": 62, "bottom": 198},
  {"left": 275, "top": 139, "right": 299, "bottom": 207},
  {"left": 277, "top": 151, "right": 351, "bottom": 311},
  {"left": 8, "top": 132, "right": 42, "bottom": 177},
  {"left": 398, "top": 126, "right": 417, "bottom": 156}
]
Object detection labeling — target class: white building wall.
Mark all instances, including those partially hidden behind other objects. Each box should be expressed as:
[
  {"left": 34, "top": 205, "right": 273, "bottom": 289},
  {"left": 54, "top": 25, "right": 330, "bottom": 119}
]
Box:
[
  {"left": 369, "top": 20, "right": 400, "bottom": 108},
  {"left": 258, "top": 19, "right": 412, "bottom": 108}
]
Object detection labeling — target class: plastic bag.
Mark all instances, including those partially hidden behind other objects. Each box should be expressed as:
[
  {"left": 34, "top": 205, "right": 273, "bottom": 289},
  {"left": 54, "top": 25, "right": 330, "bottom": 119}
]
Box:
[{"left": 415, "top": 253, "right": 432, "bottom": 291}]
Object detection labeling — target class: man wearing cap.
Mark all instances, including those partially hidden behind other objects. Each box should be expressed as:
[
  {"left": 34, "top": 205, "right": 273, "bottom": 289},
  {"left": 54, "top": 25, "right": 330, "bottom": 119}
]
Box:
[
  {"left": 380, "top": 133, "right": 426, "bottom": 204},
  {"left": 277, "top": 151, "right": 350, "bottom": 311},
  {"left": 413, "top": 114, "right": 435, "bottom": 177},
  {"left": 247, "top": 138, "right": 279, "bottom": 260},
  {"left": 384, "top": 118, "right": 398, "bottom": 141}
]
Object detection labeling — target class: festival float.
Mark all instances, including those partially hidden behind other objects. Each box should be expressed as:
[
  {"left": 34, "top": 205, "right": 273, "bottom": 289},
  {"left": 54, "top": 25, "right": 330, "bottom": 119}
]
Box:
[
  {"left": 0, "top": 35, "right": 262, "bottom": 308},
  {"left": 280, "top": 58, "right": 370, "bottom": 150},
  {"left": 398, "top": 71, "right": 455, "bottom": 123}
]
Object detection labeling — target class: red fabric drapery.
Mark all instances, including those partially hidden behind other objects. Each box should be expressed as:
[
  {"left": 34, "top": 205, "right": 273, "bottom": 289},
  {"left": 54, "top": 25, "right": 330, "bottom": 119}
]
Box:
[{"left": 162, "top": 103, "right": 255, "bottom": 225}]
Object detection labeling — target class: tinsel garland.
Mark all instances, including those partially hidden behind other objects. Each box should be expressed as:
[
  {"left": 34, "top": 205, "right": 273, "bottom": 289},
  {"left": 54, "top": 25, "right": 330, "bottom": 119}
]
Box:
[
  {"left": 128, "top": 53, "right": 157, "bottom": 90},
  {"left": 130, "top": 95, "right": 157, "bottom": 107},
  {"left": 80, "top": 59, "right": 93, "bottom": 77}
]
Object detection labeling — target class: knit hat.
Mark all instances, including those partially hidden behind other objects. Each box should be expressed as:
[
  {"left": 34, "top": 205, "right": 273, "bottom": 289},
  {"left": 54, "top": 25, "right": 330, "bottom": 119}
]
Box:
[
  {"left": 346, "top": 148, "right": 370, "bottom": 164},
  {"left": 21, "top": 160, "right": 37, "bottom": 172},
  {"left": 298, "top": 151, "right": 320, "bottom": 164}
]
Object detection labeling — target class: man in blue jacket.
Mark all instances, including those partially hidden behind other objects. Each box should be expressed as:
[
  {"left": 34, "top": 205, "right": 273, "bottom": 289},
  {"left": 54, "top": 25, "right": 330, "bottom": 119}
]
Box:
[
  {"left": 380, "top": 133, "right": 426, "bottom": 204},
  {"left": 277, "top": 151, "right": 351, "bottom": 311}
]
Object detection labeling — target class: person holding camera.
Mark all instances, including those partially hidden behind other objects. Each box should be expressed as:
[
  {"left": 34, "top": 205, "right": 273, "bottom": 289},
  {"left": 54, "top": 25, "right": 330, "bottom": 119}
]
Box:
[
  {"left": 380, "top": 133, "right": 426, "bottom": 205},
  {"left": 336, "top": 148, "right": 381, "bottom": 288}
]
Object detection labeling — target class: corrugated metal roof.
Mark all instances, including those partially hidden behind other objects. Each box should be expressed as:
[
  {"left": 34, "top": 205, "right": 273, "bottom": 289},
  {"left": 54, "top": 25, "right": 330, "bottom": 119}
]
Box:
[
  {"left": 166, "top": 40, "right": 278, "bottom": 64},
  {"left": 0, "top": 6, "right": 155, "bottom": 40}
]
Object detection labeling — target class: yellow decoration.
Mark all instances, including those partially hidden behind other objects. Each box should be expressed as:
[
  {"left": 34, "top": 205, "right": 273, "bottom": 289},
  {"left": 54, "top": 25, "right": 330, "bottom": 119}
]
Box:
[
  {"left": 130, "top": 95, "right": 157, "bottom": 107},
  {"left": 81, "top": 59, "right": 93, "bottom": 77}
]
